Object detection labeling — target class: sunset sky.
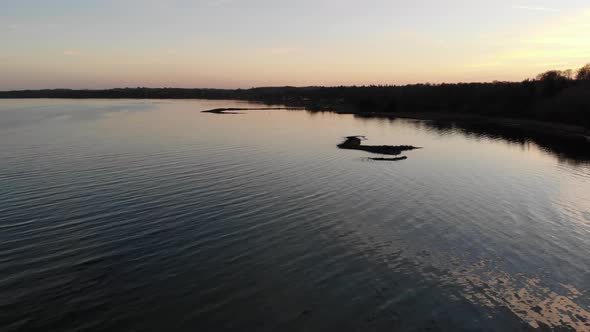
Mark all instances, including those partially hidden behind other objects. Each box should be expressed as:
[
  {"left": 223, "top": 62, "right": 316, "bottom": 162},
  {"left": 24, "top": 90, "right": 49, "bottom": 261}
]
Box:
[{"left": 1, "top": 0, "right": 589, "bottom": 89}]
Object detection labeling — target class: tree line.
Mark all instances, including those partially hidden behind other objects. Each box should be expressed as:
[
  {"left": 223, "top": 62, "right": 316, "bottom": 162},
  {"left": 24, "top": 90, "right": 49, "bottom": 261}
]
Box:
[{"left": 1, "top": 64, "right": 589, "bottom": 128}]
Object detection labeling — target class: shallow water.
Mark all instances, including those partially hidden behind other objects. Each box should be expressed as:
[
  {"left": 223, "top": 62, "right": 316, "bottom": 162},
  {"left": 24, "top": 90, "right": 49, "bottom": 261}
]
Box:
[{"left": 0, "top": 99, "right": 589, "bottom": 331}]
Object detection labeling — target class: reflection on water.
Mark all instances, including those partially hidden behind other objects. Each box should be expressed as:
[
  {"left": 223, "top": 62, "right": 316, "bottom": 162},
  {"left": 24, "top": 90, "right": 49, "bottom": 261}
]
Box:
[
  {"left": 451, "top": 260, "right": 590, "bottom": 330},
  {"left": 0, "top": 99, "right": 589, "bottom": 331},
  {"left": 351, "top": 112, "right": 590, "bottom": 165}
]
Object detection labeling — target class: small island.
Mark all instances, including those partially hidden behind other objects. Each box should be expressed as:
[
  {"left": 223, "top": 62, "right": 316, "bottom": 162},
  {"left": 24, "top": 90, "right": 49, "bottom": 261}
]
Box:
[
  {"left": 202, "top": 107, "right": 303, "bottom": 114},
  {"left": 338, "top": 136, "right": 420, "bottom": 156}
]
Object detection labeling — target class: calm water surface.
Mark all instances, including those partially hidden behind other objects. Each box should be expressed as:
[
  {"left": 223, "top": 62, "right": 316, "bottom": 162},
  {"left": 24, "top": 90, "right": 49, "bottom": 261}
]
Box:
[{"left": 1, "top": 99, "right": 589, "bottom": 331}]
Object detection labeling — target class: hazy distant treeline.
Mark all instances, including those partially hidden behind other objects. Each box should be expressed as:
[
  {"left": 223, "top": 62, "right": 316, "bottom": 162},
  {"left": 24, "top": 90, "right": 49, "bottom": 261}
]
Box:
[{"left": 2, "top": 64, "right": 589, "bottom": 128}]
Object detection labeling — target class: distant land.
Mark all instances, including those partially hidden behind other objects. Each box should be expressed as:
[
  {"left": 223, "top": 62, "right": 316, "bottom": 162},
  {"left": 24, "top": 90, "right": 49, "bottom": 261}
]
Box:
[{"left": 2, "top": 65, "right": 589, "bottom": 131}]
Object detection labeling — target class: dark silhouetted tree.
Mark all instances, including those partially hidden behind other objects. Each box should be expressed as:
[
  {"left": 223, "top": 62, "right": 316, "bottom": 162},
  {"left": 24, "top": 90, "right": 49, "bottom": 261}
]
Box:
[
  {"left": 536, "top": 70, "right": 569, "bottom": 97},
  {"left": 576, "top": 64, "right": 590, "bottom": 81}
]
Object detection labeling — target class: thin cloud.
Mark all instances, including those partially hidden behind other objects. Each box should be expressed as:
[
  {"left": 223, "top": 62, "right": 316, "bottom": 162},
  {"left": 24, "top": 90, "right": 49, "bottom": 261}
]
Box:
[{"left": 512, "top": 5, "right": 560, "bottom": 12}]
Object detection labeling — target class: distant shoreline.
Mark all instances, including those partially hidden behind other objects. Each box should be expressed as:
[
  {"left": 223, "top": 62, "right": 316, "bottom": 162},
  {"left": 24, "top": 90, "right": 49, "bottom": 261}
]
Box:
[
  {"left": 1, "top": 95, "right": 587, "bottom": 141},
  {"left": 201, "top": 106, "right": 590, "bottom": 141},
  {"left": 2, "top": 80, "right": 589, "bottom": 141}
]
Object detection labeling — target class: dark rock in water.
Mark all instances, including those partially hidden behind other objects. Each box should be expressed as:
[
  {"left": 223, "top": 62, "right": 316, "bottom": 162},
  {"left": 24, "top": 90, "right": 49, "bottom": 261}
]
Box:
[
  {"left": 369, "top": 156, "right": 408, "bottom": 162},
  {"left": 339, "top": 136, "right": 364, "bottom": 148},
  {"left": 337, "top": 136, "right": 420, "bottom": 155}
]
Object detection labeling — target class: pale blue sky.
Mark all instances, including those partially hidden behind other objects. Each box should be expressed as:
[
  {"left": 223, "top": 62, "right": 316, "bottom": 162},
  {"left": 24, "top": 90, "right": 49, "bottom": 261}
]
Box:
[{"left": 1, "top": 0, "right": 589, "bottom": 89}]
